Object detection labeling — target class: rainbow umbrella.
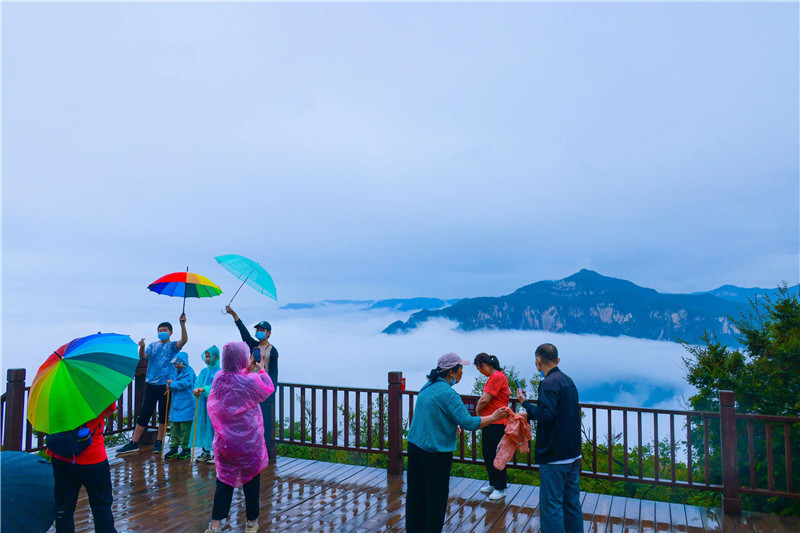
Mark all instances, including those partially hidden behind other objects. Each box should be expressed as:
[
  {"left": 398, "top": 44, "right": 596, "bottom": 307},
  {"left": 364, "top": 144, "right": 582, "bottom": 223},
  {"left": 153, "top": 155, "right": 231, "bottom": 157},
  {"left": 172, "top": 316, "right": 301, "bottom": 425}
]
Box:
[
  {"left": 215, "top": 254, "right": 277, "bottom": 305},
  {"left": 27, "top": 333, "right": 138, "bottom": 434},
  {"left": 148, "top": 268, "right": 222, "bottom": 313}
]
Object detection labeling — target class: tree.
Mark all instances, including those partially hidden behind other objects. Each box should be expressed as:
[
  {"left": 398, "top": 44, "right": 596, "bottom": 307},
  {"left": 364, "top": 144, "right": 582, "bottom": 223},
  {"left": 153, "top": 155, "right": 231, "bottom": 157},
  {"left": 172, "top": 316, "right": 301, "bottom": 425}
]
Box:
[{"left": 682, "top": 283, "right": 800, "bottom": 514}]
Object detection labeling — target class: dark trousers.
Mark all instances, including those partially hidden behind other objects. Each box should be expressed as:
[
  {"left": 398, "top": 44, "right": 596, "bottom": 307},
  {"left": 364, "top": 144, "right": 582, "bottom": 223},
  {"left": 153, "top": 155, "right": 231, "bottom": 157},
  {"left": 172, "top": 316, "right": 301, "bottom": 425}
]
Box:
[
  {"left": 481, "top": 423, "right": 507, "bottom": 490},
  {"left": 52, "top": 458, "right": 116, "bottom": 533},
  {"left": 211, "top": 473, "right": 261, "bottom": 521},
  {"left": 406, "top": 442, "right": 453, "bottom": 533},
  {"left": 263, "top": 363, "right": 278, "bottom": 460},
  {"left": 539, "top": 459, "right": 583, "bottom": 533},
  {"left": 136, "top": 383, "right": 168, "bottom": 428}
]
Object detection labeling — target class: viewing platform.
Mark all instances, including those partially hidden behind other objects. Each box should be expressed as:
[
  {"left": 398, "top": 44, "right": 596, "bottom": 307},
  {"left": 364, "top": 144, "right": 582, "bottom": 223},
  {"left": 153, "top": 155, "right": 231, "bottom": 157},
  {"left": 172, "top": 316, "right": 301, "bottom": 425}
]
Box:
[
  {"left": 3, "top": 367, "right": 799, "bottom": 531},
  {"left": 47, "top": 450, "right": 800, "bottom": 532}
]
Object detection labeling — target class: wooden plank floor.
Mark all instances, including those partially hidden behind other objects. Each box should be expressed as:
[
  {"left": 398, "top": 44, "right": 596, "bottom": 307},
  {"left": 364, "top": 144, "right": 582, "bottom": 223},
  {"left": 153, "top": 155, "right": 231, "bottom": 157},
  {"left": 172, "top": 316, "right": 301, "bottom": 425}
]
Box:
[{"left": 46, "top": 449, "right": 800, "bottom": 533}]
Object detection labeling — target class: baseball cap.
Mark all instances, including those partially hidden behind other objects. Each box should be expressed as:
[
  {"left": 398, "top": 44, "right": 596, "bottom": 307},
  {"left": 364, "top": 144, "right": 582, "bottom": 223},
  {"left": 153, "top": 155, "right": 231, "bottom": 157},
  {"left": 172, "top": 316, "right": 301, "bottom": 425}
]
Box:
[
  {"left": 254, "top": 321, "right": 272, "bottom": 331},
  {"left": 437, "top": 352, "right": 471, "bottom": 370}
]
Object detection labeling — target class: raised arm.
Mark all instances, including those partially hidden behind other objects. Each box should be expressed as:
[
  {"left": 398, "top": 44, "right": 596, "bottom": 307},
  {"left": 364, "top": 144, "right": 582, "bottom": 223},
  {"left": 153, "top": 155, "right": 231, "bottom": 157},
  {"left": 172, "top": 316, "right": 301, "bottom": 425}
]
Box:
[{"left": 176, "top": 313, "right": 188, "bottom": 351}]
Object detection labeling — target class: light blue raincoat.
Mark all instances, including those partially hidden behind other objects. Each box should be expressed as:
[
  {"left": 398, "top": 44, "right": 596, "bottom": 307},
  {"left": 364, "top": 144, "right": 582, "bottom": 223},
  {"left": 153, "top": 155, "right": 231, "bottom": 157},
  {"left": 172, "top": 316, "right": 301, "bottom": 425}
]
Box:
[
  {"left": 168, "top": 351, "right": 197, "bottom": 423},
  {"left": 191, "top": 345, "right": 220, "bottom": 450}
]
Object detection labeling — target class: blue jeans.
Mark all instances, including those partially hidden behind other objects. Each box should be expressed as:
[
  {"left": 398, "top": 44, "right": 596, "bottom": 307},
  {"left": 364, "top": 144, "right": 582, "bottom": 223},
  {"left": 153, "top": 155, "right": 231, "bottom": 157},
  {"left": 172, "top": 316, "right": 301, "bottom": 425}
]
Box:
[{"left": 539, "top": 459, "right": 583, "bottom": 533}]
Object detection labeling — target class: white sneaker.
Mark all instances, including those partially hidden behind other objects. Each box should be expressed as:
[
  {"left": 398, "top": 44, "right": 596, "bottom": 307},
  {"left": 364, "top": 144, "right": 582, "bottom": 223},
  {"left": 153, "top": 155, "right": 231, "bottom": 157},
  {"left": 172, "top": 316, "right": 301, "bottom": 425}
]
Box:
[
  {"left": 488, "top": 489, "right": 506, "bottom": 501},
  {"left": 245, "top": 520, "right": 259, "bottom": 533},
  {"left": 479, "top": 484, "right": 494, "bottom": 494}
]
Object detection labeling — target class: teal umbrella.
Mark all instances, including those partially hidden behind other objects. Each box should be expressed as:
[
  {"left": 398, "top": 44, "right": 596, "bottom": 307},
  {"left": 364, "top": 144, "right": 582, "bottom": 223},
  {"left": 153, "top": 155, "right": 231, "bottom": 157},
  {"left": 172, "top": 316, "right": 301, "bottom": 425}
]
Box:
[
  {"left": 215, "top": 254, "right": 277, "bottom": 305},
  {"left": 1, "top": 451, "right": 55, "bottom": 533}
]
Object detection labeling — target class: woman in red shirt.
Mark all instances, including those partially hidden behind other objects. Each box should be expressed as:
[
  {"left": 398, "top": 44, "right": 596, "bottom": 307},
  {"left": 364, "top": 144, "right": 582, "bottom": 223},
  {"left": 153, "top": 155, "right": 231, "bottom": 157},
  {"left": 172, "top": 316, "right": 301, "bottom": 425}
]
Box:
[
  {"left": 48, "top": 402, "right": 125, "bottom": 533},
  {"left": 474, "top": 353, "right": 511, "bottom": 501}
]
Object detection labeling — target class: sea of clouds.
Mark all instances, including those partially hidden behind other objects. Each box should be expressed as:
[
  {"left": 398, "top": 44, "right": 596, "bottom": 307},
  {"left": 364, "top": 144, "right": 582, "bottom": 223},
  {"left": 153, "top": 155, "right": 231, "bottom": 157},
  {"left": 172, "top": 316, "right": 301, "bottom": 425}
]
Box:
[{"left": 2, "top": 302, "right": 696, "bottom": 410}]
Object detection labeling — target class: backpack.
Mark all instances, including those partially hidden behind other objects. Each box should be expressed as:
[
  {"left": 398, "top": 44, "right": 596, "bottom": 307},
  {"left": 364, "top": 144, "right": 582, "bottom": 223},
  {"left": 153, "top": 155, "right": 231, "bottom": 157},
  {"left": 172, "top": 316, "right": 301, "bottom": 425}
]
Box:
[{"left": 46, "top": 423, "right": 100, "bottom": 461}]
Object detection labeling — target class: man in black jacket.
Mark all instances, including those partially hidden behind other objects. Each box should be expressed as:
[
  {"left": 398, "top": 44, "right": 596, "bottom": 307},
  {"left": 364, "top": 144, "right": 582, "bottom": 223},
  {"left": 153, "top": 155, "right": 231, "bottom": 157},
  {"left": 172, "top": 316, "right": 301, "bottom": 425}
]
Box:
[
  {"left": 517, "top": 343, "right": 583, "bottom": 533},
  {"left": 225, "top": 305, "right": 279, "bottom": 462}
]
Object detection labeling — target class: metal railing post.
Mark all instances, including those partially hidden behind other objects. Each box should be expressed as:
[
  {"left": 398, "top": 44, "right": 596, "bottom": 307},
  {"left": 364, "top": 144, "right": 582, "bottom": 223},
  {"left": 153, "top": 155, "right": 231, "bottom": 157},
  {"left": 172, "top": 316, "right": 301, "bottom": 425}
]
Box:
[
  {"left": 720, "top": 390, "right": 742, "bottom": 515},
  {"left": 3, "top": 369, "right": 26, "bottom": 451},
  {"left": 387, "top": 371, "right": 404, "bottom": 475}
]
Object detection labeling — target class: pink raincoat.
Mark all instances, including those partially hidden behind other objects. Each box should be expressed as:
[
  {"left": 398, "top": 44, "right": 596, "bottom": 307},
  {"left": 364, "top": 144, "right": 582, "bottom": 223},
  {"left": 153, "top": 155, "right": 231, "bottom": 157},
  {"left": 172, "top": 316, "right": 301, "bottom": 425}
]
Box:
[
  {"left": 208, "top": 341, "right": 274, "bottom": 487},
  {"left": 493, "top": 410, "right": 532, "bottom": 470}
]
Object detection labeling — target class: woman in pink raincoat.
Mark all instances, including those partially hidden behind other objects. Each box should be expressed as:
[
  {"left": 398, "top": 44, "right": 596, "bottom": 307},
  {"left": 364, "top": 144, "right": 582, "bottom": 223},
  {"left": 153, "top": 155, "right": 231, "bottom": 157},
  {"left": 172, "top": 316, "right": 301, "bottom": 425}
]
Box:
[{"left": 204, "top": 341, "right": 274, "bottom": 533}]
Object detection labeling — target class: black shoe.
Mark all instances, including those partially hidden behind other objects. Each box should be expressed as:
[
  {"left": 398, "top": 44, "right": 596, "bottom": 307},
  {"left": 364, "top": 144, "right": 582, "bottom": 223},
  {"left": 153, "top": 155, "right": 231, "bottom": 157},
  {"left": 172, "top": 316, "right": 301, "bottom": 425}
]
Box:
[
  {"left": 164, "top": 447, "right": 179, "bottom": 459},
  {"left": 153, "top": 440, "right": 163, "bottom": 454},
  {"left": 116, "top": 441, "right": 139, "bottom": 455},
  {"left": 177, "top": 449, "right": 191, "bottom": 460}
]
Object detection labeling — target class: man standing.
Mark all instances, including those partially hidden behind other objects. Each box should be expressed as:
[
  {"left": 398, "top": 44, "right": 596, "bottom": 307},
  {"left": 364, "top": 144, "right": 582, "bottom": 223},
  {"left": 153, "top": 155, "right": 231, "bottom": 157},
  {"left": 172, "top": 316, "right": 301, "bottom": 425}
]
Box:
[
  {"left": 516, "top": 343, "right": 583, "bottom": 533},
  {"left": 225, "top": 305, "right": 278, "bottom": 462},
  {"left": 116, "top": 314, "right": 188, "bottom": 455}
]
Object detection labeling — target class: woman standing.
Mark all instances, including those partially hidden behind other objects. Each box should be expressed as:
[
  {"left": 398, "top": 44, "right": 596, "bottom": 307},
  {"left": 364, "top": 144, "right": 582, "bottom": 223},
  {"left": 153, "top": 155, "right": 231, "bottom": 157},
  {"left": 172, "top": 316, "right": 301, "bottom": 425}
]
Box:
[
  {"left": 474, "top": 352, "right": 511, "bottom": 501},
  {"left": 406, "top": 353, "right": 509, "bottom": 533}
]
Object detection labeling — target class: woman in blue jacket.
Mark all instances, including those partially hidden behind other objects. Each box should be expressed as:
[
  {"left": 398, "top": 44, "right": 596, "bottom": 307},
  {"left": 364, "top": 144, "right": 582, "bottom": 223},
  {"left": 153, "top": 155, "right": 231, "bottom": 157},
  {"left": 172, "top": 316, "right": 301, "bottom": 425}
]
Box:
[
  {"left": 405, "top": 353, "right": 509, "bottom": 533},
  {"left": 192, "top": 345, "right": 221, "bottom": 463}
]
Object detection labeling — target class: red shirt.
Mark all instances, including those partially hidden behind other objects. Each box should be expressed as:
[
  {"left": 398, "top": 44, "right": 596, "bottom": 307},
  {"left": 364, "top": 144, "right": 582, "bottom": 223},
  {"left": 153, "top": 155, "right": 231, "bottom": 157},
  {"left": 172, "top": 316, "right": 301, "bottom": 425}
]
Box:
[
  {"left": 483, "top": 372, "right": 510, "bottom": 424},
  {"left": 48, "top": 402, "right": 116, "bottom": 465}
]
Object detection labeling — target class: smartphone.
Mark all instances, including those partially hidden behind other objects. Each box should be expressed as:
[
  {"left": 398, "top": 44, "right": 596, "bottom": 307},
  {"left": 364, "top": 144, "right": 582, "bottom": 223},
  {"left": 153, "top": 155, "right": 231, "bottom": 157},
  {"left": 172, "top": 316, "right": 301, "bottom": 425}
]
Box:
[
  {"left": 253, "top": 347, "right": 261, "bottom": 364},
  {"left": 515, "top": 379, "right": 526, "bottom": 395}
]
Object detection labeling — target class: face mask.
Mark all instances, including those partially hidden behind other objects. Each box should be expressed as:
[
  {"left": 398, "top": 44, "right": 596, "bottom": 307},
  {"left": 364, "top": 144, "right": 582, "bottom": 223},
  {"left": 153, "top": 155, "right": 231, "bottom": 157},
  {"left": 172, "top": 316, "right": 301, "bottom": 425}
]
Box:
[
  {"left": 158, "top": 331, "right": 170, "bottom": 341},
  {"left": 450, "top": 378, "right": 457, "bottom": 386},
  {"left": 255, "top": 331, "right": 267, "bottom": 341},
  {"left": 539, "top": 370, "right": 546, "bottom": 378}
]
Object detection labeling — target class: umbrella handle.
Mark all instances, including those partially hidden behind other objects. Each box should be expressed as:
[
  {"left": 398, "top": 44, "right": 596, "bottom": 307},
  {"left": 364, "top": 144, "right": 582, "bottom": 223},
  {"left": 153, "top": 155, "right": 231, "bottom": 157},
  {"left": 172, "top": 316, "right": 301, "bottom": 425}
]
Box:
[
  {"left": 192, "top": 395, "right": 199, "bottom": 458},
  {"left": 182, "top": 266, "right": 188, "bottom": 314},
  {"left": 163, "top": 387, "right": 171, "bottom": 460}
]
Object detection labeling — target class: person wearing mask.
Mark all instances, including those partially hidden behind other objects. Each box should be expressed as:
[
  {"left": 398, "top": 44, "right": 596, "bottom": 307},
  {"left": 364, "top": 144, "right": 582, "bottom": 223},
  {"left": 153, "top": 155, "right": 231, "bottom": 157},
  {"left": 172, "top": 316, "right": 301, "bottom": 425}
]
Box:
[
  {"left": 474, "top": 352, "right": 511, "bottom": 501},
  {"left": 204, "top": 341, "right": 274, "bottom": 533},
  {"left": 516, "top": 343, "right": 583, "bottom": 533},
  {"left": 405, "top": 353, "right": 509, "bottom": 533},
  {"left": 224, "top": 305, "right": 278, "bottom": 461},
  {"left": 192, "top": 345, "right": 221, "bottom": 463},
  {"left": 117, "top": 314, "right": 188, "bottom": 456},
  {"left": 164, "top": 351, "right": 196, "bottom": 459}
]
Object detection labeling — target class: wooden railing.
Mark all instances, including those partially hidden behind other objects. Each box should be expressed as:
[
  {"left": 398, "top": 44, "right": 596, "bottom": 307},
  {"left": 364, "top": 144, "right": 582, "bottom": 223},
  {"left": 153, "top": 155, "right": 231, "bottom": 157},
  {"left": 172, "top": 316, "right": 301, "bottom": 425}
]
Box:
[
  {"left": 5, "top": 368, "right": 799, "bottom": 515},
  {"left": 272, "top": 371, "right": 800, "bottom": 515},
  {"left": 1, "top": 362, "right": 156, "bottom": 453}
]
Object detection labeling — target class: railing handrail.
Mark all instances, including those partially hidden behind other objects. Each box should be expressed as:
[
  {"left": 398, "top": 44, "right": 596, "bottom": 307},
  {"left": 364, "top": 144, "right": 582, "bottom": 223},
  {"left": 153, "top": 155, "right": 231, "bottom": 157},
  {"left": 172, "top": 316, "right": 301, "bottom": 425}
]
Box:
[{"left": 6, "top": 368, "right": 800, "bottom": 514}]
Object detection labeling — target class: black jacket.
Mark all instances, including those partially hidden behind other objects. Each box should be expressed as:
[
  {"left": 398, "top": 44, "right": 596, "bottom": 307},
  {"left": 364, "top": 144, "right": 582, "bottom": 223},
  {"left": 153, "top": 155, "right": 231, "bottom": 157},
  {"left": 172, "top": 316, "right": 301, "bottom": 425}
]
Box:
[
  {"left": 235, "top": 319, "right": 279, "bottom": 397},
  {"left": 522, "top": 367, "right": 582, "bottom": 464}
]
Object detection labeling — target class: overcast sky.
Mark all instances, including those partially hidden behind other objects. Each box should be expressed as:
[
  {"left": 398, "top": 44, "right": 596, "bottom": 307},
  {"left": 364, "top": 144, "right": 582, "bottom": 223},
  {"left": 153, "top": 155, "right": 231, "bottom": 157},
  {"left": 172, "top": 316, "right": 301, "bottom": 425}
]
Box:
[{"left": 3, "top": 2, "right": 798, "bottom": 336}]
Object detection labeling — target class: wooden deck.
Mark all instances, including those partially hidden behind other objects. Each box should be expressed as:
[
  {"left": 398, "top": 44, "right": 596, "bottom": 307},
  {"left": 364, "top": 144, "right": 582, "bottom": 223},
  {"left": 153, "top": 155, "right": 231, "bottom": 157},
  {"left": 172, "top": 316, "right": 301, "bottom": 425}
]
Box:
[{"left": 49, "top": 448, "right": 800, "bottom": 533}]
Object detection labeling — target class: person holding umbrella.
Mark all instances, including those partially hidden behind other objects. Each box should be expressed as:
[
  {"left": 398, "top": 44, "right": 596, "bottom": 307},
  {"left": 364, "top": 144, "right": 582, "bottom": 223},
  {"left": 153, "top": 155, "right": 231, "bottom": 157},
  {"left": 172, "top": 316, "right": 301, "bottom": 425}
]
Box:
[
  {"left": 26, "top": 332, "right": 139, "bottom": 533},
  {"left": 224, "top": 305, "right": 278, "bottom": 461},
  {"left": 49, "top": 402, "right": 129, "bottom": 533},
  {"left": 117, "top": 314, "right": 188, "bottom": 456}
]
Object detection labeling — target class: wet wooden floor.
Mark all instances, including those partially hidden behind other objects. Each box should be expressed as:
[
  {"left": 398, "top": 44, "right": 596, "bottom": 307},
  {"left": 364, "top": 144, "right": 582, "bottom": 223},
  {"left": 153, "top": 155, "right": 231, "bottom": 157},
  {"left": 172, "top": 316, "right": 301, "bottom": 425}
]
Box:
[{"left": 49, "top": 449, "right": 800, "bottom": 532}]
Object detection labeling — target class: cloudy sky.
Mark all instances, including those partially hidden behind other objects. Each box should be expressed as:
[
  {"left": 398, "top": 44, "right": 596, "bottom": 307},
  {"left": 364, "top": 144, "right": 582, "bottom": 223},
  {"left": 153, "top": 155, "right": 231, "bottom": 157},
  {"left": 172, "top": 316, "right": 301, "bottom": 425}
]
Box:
[{"left": 3, "top": 2, "right": 798, "bottom": 371}]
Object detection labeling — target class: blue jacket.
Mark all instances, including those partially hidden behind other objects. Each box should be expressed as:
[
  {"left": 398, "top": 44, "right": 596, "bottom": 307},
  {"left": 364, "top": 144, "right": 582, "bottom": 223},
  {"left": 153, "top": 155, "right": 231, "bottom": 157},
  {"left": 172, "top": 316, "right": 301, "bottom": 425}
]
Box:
[
  {"left": 407, "top": 378, "right": 481, "bottom": 453},
  {"left": 169, "top": 352, "right": 197, "bottom": 423},
  {"left": 522, "top": 367, "right": 582, "bottom": 464},
  {"left": 191, "top": 345, "right": 220, "bottom": 450}
]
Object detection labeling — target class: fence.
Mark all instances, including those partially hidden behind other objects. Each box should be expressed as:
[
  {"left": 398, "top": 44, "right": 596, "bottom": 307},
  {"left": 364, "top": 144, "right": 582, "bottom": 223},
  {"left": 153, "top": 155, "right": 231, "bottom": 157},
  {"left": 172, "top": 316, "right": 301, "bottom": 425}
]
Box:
[
  {"left": 1, "top": 361, "right": 155, "bottom": 453},
  {"left": 4, "top": 368, "right": 799, "bottom": 515}
]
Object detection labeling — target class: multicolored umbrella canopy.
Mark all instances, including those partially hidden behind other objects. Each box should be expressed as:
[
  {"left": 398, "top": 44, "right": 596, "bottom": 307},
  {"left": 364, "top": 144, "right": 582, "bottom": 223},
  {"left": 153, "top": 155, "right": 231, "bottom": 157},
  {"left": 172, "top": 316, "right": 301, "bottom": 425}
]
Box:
[
  {"left": 27, "top": 333, "right": 139, "bottom": 434},
  {"left": 148, "top": 270, "right": 222, "bottom": 312},
  {"left": 215, "top": 254, "right": 277, "bottom": 304}
]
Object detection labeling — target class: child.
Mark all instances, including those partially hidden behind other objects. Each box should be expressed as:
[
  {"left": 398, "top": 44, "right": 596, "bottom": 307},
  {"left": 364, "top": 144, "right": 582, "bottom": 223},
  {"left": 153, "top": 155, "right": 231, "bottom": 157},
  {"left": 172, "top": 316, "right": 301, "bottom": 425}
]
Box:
[
  {"left": 205, "top": 341, "right": 274, "bottom": 533},
  {"left": 49, "top": 402, "right": 132, "bottom": 533},
  {"left": 192, "top": 345, "right": 221, "bottom": 463},
  {"left": 165, "top": 351, "right": 196, "bottom": 459}
]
